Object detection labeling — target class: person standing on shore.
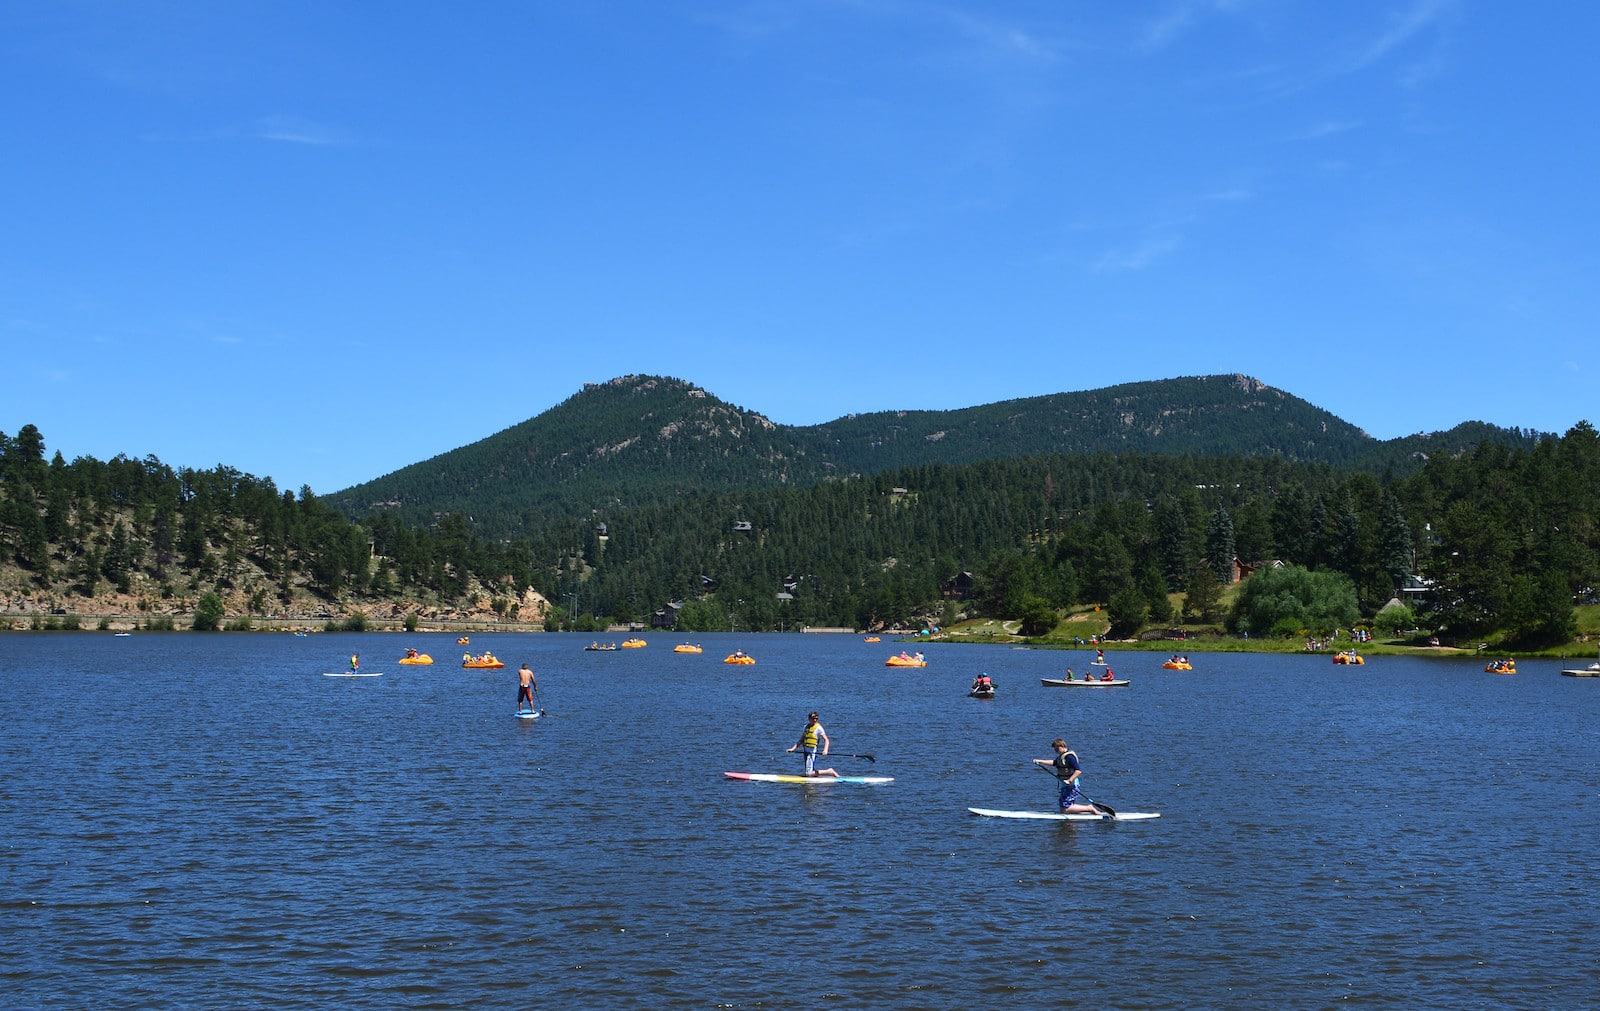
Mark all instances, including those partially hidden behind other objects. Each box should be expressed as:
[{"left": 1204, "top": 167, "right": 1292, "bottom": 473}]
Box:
[{"left": 517, "top": 663, "right": 538, "bottom": 714}]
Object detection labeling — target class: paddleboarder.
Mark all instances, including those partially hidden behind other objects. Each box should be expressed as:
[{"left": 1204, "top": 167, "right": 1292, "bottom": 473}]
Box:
[
  {"left": 517, "top": 663, "right": 538, "bottom": 714},
  {"left": 786, "top": 711, "right": 839, "bottom": 777},
  {"left": 1034, "top": 739, "right": 1101, "bottom": 815},
  {"left": 349, "top": 653, "right": 360, "bottom": 673}
]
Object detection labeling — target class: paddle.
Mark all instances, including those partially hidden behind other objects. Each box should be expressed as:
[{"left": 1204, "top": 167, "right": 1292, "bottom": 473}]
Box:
[
  {"left": 790, "top": 751, "right": 875, "bottom": 763},
  {"left": 1032, "top": 762, "right": 1116, "bottom": 817}
]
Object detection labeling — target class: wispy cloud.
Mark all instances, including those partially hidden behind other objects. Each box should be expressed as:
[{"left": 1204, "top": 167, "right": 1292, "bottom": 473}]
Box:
[
  {"left": 1287, "top": 120, "right": 1363, "bottom": 142},
  {"left": 1095, "top": 236, "right": 1181, "bottom": 272},
  {"left": 1137, "top": 0, "right": 1249, "bottom": 54},
  {"left": 1348, "top": 0, "right": 1450, "bottom": 74},
  {"left": 247, "top": 115, "right": 350, "bottom": 146}
]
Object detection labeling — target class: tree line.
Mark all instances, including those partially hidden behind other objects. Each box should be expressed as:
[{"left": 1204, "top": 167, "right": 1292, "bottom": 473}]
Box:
[{"left": 4, "top": 420, "right": 1596, "bottom": 646}]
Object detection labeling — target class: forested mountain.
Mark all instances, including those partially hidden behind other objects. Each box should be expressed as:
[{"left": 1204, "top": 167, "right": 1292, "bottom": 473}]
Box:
[
  {"left": 0, "top": 425, "right": 541, "bottom": 626},
  {"left": 327, "top": 374, "right": 1542, "bottom": 543},
  {"left": 513, "top": 425, "right": 1599, "bottom": 647},
  {"left": 4, "top": 381, "right": 1589, "bottom": 651}
]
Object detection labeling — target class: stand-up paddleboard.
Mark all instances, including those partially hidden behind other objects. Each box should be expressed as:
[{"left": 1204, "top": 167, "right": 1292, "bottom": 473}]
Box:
[
  {"left": 323, "top": 671, "right": 384, "bottom": 677},
  {"left": 725, "top": 772, "right": 894, "bottom": 785},
  {"left": 1040, "top": 677, "right": 1129, "bottom": 687},
  {"left": 515, "top": 709, "right": 544, "bottom": 719},
  {"left": 968, "top": 807, "right": 1159, "bottom": 821},
  {"left": 1090, "top": 660, "right": 1109, "bottom": 666}
]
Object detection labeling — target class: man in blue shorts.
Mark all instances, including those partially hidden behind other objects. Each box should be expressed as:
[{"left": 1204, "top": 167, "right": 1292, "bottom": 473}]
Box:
[
  {"left": 1034, "top": 739, "right": 1102, "bottom": 815},
  {"left": 786, "top": 711, "right": 839, "bottom": 777}
]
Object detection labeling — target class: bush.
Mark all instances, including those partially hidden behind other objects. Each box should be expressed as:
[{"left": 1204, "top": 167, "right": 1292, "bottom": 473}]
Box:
[
  {"left": 1230, "top": 565, "right": 1358, "bottom": 637},
  {"left": 192, "top": 592, "right": 225, "bottom": 632}
]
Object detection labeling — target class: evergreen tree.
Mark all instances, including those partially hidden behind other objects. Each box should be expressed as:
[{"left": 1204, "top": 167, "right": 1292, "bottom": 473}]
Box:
[{"left": 1205, "top": 507, "right": 1235, "bottom": 585}]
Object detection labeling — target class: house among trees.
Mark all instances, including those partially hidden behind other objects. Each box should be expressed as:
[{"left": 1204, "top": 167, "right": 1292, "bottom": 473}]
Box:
[
  {"left": 1399, "top": 574, "right": 1434, "bottom": 605},
  {"left": 651, "top": 601, "right": 683, "bottom": 628},
  {"left": 1234, "top": 558, "right": 1283, "bottom": 583},
  {"left": 941, "top": 571, "right": 976, "bottom": 600}
]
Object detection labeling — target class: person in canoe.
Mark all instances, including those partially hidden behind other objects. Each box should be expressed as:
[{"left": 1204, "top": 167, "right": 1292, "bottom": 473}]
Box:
[
  {"left": 517, "top": 662, "right": 538, "bottom": 714},
  {"left": 1062, "top": 668, "right": 1075, "bottom": 681},
  {"left": 1034, "top": 739, "right": 1100, "bottom": 815},
  {"left": 1100, "top": 668, "right": 1116, "bottom": 682},
  {"left": 970, "top": 673, "right": 994, "bottom": 693},
  {"left": 786, "top": 711, "right": 838, "bottom": 778}
]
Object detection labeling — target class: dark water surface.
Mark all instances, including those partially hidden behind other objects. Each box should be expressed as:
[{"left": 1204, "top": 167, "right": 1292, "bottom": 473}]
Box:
[{"left": 5, "top": 632, "right": 1598, "bottom": 1008}]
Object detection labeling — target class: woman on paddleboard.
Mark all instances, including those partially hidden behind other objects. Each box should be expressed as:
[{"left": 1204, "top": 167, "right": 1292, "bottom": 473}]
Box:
[
  {"left": 1034, "top": 739, "right": 1100, "bottom": 815},
  {"left": 786, "top": 712, "right": 839, "bottom": 778}
]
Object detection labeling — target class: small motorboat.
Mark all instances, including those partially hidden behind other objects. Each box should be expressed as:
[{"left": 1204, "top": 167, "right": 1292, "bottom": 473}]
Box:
[
  {"left": 1161, "top": 659, "right": 1193, "bottom": 670},
  {"left": 457, "top": 637, "right": 470, "bottom": 645},
  {"left": 673, "top": 643, "right": 703, "bottom": 653},
  {"left": 723, "top": 652, "right": 756, "bottom": 665},
  {"left": 621, "top": 638, "right": 647, "bottom": 649},
  {"left": 863, "top": 636, "right": 881, "bottom": 643},
  {"left": 461, "top": 653, "right": 504, "bottom": 669},
  {"left": 398, "top": 653, "right": 434, "bottom": 665}
]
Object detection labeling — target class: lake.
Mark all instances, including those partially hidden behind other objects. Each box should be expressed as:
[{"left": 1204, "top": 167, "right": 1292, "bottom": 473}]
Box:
[{"left": 5, "top": 632, "right": 1597, "bottom": 1008}]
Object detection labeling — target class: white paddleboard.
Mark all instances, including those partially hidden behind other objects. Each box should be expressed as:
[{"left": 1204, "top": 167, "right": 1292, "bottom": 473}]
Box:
[
  {"left": 726, "top": 772, "right": 894, "bottom": 785},
  {"left": 515, "top": 710, "right": 543, "bottom": 719},
  {"left": 323, "top": 671, "right": 384, "bottom": 677},
  {"left": 968, "top": 807, "right": 1160, "bottom": 821}
]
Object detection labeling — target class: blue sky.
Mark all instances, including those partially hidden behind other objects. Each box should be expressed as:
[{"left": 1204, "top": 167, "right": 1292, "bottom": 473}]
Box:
[{"left": 4, "top": 1, "right": 1595, "bottom": 495}]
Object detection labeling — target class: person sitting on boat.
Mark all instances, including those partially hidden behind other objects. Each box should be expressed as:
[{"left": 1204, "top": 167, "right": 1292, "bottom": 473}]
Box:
[
  {"left": 1100, "top": 668, "right": 1115, "bottom": 681},
  {"left": 406, "top": 648, "right": 418, "bottom": 659},
  {"left": 971, "top": 673, "right": 993, "bottom": 692},
  {"left": 1063, "top": 668, "right": 1075, "bottom": 681},
  {"left": 463, "top": 651, "right": 473, "bottom": 662}
]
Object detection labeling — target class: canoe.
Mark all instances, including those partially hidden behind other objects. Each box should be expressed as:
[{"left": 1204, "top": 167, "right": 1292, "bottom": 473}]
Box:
[
  {"left": 725, "top": 772, "right": 894, "bottom": 785},
  {"left": 969, "top": 688, "right": 996, "bottom": 699},
  {"left": 1040, "top": 677, "right": 1129, "bottom": 687}
]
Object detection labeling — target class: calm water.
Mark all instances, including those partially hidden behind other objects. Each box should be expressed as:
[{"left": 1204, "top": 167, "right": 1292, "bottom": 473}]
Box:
[{"left": 4, "top": 632, "right": 1598, "bottom": 1009}]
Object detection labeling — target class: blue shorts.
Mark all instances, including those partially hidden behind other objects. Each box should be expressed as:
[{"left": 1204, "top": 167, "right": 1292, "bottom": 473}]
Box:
[{"left": 1058, "top": 782, "right": 1086, "bottom": 810}]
